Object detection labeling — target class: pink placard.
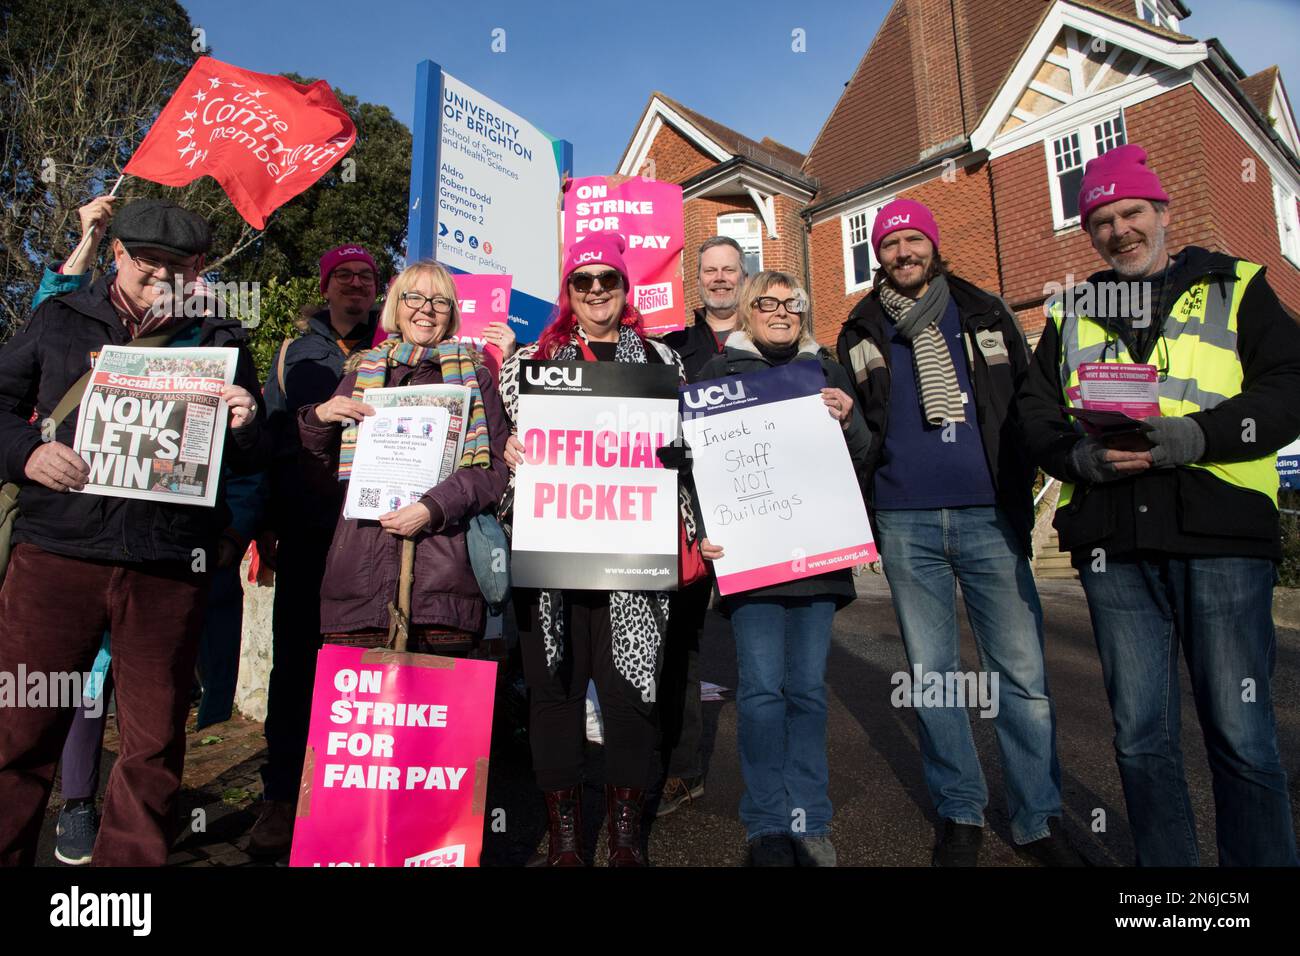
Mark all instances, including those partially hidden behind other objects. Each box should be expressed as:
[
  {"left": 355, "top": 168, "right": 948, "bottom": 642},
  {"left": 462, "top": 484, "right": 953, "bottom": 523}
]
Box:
[
  {"left": 452, "top": 273, "right": 512, "bottom": 348},
  {"left": 289, "top": 644, "right": 496, "bottom": 867},
  {"left": 1077, "top": 362, "right": 1161, "bottom": 418},
  {"left": 370, "top": 273, "right": 513, "bottom": 351},
  {"left": 564, "top": 176, "right": 686, "bottom": 334}
]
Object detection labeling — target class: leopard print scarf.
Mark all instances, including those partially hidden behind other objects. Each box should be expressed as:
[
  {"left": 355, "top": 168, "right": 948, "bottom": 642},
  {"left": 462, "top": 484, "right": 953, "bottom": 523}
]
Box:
[{"left": 500, "top": 326, "right": 695, "bottom": 709}]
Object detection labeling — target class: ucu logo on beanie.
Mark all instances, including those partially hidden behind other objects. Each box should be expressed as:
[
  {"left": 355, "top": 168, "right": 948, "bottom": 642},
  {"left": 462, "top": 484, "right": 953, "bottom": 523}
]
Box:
[
  {"left": 881, "top": 214, "right": 911, "bottom": 230},
  {"left": 1082, "top": 183, "right": 1116, "bottom": 205},
  {"left": 575, "top": 251, "right": 604, "bottom": 264}
]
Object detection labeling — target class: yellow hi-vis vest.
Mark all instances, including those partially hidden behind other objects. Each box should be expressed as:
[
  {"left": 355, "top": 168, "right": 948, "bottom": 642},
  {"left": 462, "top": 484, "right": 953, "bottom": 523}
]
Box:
[{"left": 1050, "top": 259, "right": 1278, "bottom": 510}]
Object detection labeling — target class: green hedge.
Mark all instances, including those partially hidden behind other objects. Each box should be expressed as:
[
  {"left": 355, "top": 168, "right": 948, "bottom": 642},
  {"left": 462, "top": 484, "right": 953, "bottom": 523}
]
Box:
[{"left": 241, "top": 276, "right": 325, "bottom": 384}]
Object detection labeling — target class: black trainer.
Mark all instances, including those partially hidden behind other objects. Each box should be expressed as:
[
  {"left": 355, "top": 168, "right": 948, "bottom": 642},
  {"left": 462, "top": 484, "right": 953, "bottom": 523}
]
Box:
[
  {"left": 54, "top": 802, "right": 99, "bottom": 866},
  {"left": 747, "top": 834, "right": 796, "bottom": 867},
  {"left": 932, "top": 820, "right": 983, "bottom": 867},
  {"left": 1015, "top": 818, "right": 1087, "bottom": 866}
]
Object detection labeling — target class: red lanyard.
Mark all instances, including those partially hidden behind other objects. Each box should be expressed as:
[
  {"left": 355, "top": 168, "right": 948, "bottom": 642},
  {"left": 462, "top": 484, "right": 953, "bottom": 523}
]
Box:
[{"left": 575, "top": 337, "right": 599, "bottom": 362}]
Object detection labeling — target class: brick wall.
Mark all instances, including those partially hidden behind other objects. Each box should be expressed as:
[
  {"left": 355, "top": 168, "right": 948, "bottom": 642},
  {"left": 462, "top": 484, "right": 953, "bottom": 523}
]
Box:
[
  {"left": 645, "top": 121, "right": 813, "bottom": 320},
  {"left": 908, "top": 0, "right": 966, "bottom": 153},
  {"left": 989, "top": 85, "right": 1300, "bottom": 337},
  {"left": 806, "top": 162, "right": 999, "bottom": 344},
  {"left": 989, "top": 141, "right": 1108, "bottom": 338},
  {"left": 1190, "top": 92, "right": 1300, "bottom": 313},
  {"left": 643, "top": 121, "right": 716, "bottom": 185}
]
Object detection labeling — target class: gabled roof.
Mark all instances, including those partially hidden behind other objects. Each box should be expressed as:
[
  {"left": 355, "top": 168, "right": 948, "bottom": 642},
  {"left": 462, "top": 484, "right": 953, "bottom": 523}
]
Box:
[
  {"left": 802, "top": 0, "right": 1196, "bottom": 210},
  {"left": 1240, "top": 66, "right": 1280, "bottom": 116},
  {"left": 617, "top": 91, "right": 808, "bottom": 182}
]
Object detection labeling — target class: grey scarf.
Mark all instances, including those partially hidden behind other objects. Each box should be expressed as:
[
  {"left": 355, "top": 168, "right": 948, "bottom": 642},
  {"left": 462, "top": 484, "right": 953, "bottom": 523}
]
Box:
[{"left": 877, "top": 274, "right": 965, "bottom": 425}]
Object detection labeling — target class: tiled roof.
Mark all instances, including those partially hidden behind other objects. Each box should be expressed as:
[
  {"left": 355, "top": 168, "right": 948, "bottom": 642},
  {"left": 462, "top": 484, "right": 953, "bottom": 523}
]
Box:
[
  {"left": 649, "top": 91, "right": 808, "bottom": 178},
  {"left": 802, "top": 0, "right": 1196, "bottom": 207},
  {"left": 1239, "top": 66, "right": 1280, "bottom": 117}
]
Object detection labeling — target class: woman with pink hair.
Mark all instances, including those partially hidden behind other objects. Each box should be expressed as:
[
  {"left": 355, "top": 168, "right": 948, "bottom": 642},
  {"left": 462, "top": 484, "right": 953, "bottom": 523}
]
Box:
[{"left": 498, "top": 234, "right": 696, "bottom": 867}]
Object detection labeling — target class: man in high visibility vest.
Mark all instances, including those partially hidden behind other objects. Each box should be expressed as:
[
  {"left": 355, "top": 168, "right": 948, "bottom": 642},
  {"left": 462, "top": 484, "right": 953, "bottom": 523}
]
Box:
[{"left": 1019, "top": 144, "right": 1300, "bottom": 866}]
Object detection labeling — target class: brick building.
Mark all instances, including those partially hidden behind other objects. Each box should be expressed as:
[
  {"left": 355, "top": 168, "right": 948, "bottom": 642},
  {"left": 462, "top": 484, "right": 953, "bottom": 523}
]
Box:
[
  {"left": 618, "top": 92, "right": 819, "bottom": 316},
  {"left": 619, "top": 0, "right": 1300, "bottom": 345}
]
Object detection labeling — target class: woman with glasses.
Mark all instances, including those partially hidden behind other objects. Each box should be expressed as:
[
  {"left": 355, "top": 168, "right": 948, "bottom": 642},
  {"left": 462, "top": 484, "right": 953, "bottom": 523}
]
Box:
[
  {"left": 695, "top": 271, "right": 870, "bottom": 867},
  {"left": 498, "top": 234, "right": 695, "bottom": 867},
  {"left": 296, "top": 260, "right": 509, "bottom": 653}
]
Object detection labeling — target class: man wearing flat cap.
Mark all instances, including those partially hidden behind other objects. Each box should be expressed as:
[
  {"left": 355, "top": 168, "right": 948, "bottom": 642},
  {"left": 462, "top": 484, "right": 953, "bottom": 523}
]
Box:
[{"left": 0, "top": 197, "right": 270, "bottom": 866}]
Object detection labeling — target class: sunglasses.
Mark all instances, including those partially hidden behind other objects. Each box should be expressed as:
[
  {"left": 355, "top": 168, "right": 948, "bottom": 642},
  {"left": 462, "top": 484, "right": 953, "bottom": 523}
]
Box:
[{"left": 569, "top": 270, "right": 623, "bottom": 294}]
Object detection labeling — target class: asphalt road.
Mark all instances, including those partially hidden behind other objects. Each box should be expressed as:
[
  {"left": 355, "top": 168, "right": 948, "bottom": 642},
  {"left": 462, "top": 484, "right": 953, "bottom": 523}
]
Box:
[
  {"left": 33, "top": 574, "right": 1300, "bottom": 867},
  {"left": 483, "top": 574, "right": 1300, "bottom": 867}
]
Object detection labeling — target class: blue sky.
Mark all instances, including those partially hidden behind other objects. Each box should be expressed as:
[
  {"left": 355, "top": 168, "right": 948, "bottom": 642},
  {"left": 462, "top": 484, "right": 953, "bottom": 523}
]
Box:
[{"left": 181, "top": 0, "right": 1300, "bottom": 176}]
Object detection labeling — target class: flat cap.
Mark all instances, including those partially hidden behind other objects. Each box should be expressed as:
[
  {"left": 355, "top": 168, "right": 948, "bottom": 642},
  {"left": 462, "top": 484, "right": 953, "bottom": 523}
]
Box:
[{"left": 112, "top": 198, "right": 213, "bottom": 258}]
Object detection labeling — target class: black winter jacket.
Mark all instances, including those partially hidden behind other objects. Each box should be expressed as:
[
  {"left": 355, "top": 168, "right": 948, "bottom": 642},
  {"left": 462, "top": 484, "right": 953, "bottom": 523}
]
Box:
[
  {"left": 261, "top": 307, "right": 380, "bottom": 533},
  {"left": 658, "top": 309, "right": 729, "bottom": 383},
  {"left": 697, "top": 334, "right": 871, "bottom": 610},
  {"left": 1018, "top": 246, "right": 1300, "bottom": 561},
  {"left": 0, "top": 277, "right": 269, "bottom": 564},
  {"left": 836, "top": 274, "right": 1037, "bottom": 552}
]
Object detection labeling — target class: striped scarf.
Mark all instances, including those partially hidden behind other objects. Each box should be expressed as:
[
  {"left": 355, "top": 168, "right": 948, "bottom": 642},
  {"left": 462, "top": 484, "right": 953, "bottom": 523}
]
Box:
[
  {"left": 109, "top": 279, "right": 182, "bottom": 339},
  {"left": 877, "top": 274, "right": 965, "bottom": 425},
  {"left": 338, "top": 338, "right": 492, "bottom": 481}
]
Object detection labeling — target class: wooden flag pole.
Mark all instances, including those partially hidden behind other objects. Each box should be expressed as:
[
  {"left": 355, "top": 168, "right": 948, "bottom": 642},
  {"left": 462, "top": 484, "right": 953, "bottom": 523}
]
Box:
[{"left": 387, "top": 537, "right": 415, "bottom": 652}]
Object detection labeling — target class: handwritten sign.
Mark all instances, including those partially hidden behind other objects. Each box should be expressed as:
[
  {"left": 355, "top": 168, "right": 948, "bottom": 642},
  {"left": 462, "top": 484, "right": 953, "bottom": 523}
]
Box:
[
  {"left": 681, "top": 361, "right": 875, "bottom": 594},
  {"left": 511, "top": 360, "right": 680, "bottom": 590},
  {"left": 289, "top": 645, "right": 496, "bottom": 867}
]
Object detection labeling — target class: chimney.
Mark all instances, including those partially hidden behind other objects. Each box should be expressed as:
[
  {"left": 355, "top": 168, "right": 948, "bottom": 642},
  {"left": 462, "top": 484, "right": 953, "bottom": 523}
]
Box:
[{"left": 906, "top": 0, "right": 970, "bottom": 160}]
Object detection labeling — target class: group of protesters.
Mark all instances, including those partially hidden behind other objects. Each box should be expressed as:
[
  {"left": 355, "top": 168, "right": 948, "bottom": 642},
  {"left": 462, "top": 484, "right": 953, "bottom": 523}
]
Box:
[{"left": 0, "top": 142, "right": 1296, "bottom": 868}]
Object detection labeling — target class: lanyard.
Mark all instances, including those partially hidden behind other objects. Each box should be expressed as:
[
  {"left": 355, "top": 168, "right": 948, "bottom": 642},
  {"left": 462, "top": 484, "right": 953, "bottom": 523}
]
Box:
[{"left": 575, "top": 336, "right": 599, "bottom": 362}]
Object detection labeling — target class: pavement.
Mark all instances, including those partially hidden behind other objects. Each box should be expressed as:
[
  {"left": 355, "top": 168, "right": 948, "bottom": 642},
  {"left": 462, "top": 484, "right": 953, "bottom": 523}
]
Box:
[{"left": 36, "top": 574, "right": 1300, "bottom": 867}]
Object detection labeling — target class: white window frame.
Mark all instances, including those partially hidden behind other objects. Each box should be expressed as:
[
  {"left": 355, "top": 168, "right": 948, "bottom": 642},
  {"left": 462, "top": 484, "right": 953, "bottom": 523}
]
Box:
[
  {"left": 1135, "top": 0, "right": 1179, "bottom": 33},
  {"left": 840, "top": 197, "right": 894, "bottom": 294},
  {"left": 1045, "top": 111, "right": 1127, "bottom": 230},
  {"left": 1276, "top": 181, "right": 1300, "bottom": 269},
  {"left": 716, "top": 212, "right": 763, "bottom": 275}
]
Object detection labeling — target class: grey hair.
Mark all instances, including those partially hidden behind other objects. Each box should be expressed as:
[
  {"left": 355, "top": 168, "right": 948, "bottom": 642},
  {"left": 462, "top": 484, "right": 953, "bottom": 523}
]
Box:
[{"left": 697, "top": 235, "right": 747, "bottom": 275}]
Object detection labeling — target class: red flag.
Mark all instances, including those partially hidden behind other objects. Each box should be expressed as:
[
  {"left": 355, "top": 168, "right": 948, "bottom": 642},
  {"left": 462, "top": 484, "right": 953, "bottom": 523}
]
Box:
[{"left": 124, "top": 56, "right": 356, "bottom": 229}]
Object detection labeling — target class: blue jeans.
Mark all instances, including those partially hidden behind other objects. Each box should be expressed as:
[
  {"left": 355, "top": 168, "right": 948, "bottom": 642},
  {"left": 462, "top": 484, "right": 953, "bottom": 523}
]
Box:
[
  {"left": 875, "top": 506, "right": 1061, "bottom": 844},
  {"left": 730, "top": 598, "right": 836, "bottom": 841},
  {"left": 1079, "top": 553, "right": 1298, "bottom": 866}
]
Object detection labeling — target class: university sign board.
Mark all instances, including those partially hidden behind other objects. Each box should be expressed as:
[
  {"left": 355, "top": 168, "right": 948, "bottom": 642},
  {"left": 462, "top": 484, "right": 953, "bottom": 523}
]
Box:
[{"left": 406, "top": 61, "right": 572, "bottom": 342}]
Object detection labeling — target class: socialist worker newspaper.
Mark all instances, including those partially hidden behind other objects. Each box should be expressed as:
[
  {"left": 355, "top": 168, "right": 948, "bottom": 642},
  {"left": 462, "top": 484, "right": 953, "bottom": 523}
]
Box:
[{"left": 71, "top": 346, "right": 237, "bottom": 508}]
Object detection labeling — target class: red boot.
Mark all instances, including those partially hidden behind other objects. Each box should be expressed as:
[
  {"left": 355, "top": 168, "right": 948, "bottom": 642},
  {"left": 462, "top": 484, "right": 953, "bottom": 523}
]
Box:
[
  {"left": 527, "top": 787, "right": 585, "bottom": 866},
  {"left": 605, "top": 785, "right": 647, "bottom": 867}
]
